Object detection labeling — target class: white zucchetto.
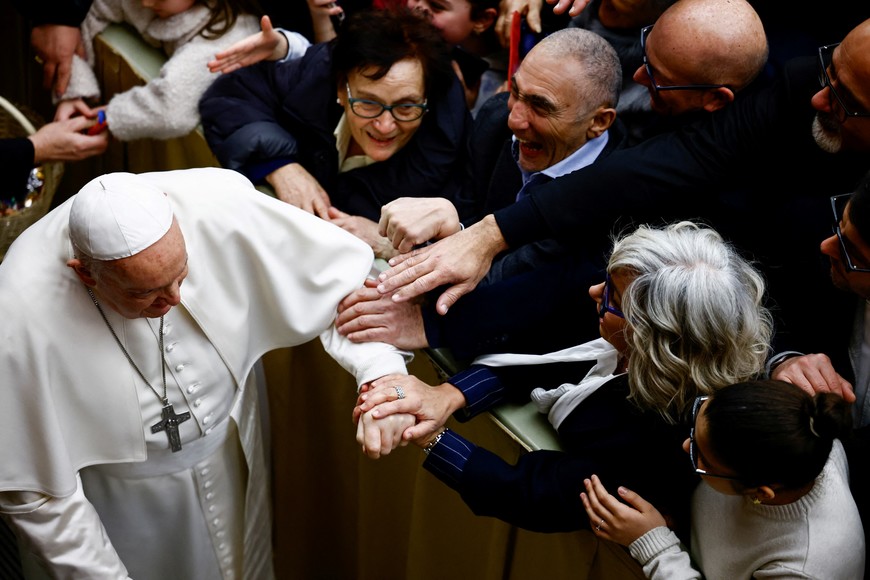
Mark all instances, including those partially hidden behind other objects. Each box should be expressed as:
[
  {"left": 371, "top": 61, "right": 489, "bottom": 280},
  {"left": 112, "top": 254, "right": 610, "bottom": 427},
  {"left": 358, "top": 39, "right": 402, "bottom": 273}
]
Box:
[{"left": 69, "top": 172, "right": 173, "bottom": 260}]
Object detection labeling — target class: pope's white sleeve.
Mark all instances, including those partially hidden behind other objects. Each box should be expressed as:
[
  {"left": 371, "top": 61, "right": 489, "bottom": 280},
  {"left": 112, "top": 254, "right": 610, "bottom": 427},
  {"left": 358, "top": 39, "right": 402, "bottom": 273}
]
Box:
[
  {"left": 0, "top": 474, "right": 131, "bottom": 579},
  {"left": 319, "top": 324, "right": 412, "bottom": 387}
]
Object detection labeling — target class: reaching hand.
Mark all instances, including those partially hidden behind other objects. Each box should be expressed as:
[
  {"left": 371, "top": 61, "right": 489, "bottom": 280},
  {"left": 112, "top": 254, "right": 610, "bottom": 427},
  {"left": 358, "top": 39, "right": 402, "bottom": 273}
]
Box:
[
  {"left": 580, "top": 475, "right": 667, "bottom": 547},
  {"left": 376, "top": 215, "right": 508, "bottom": 314},
  {"left": 266, "top": 162, "right": 331, "bottom": 218},
  {"left": 771, "top": 353, "right": 856, "bottom": 403},
  {"left": 378, "top": 196, "right": 462, "bottom": 254},
  {"left": 327, "top": 207, "right": 397, "bottom": 259},
  {"left": 336, "top": 279, "right": 428, "bottom": 349},
  {"left": 353, "top": 374, "right": 466, "bottom": 444},
  {"left": 29, "top": 116, "right": 109, "bottom": 163},
  {"left": 31, "top": 24, "right": 84, "bottom": 97},
  {"left": 207, "top": 15, "right": 286, "bottom": 74}
]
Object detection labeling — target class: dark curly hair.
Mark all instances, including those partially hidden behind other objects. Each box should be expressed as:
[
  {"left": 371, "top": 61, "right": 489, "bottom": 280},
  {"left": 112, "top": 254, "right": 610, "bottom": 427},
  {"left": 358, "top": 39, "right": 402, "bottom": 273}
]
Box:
[{"left": 331, "top": 7, "right": 454, "bottom": 100}]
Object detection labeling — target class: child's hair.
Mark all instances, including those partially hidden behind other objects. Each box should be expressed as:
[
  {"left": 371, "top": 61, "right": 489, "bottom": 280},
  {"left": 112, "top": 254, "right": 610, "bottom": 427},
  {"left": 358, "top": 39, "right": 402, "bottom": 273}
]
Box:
[
  {"left": 331, "top": 7, "right": 454, "bottom": 99},
  {"left": 607, "top": 221, "right": 773, "bottom": 424},
  {"left": 198, "top": 0, "right": 263, "bottom": 40},
  {"left": 705, "top": 379, "right": 853, "bottom": 488}
]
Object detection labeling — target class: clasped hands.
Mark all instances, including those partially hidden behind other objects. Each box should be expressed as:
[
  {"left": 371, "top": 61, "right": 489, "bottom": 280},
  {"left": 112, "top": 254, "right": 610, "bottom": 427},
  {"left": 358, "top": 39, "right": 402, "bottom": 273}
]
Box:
[{"left": 353, "top": 373, "right": 463, "bottom": 459}]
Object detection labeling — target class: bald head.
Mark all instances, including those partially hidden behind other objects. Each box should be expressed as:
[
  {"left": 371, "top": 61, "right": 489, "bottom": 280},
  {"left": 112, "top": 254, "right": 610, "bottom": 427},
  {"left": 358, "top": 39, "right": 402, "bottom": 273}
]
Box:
[{"left": 654, "top": 0, "right": 769, "bottom": 91}]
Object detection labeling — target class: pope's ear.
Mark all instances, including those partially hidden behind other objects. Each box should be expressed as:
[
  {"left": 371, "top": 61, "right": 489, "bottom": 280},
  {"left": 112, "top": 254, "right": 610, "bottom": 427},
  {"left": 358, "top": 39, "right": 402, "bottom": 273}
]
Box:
[{"left": 67, "top": 258, "right": 96, "bottom": 286}]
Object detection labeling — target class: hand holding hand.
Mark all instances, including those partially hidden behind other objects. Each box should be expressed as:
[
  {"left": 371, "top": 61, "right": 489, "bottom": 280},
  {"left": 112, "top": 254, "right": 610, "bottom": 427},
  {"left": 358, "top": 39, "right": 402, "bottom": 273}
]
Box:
[
  {"left": 580, "top": 475, "right": 666, "bottom": 546},
  {"left": 356, "top": 407, "right": 415, "bottom": 459},
  {"left": 771, "top": 353, "right": 856, "bottom": 403},
  {"left": 336, "top": 279, "right": 428, "bottom": 349},
  {"left": 353, "top": 374, "right": 465, "bottom": 444},
  {"left": 208, "top": 15, "right": 287, "bottom": 74},
  {"left": 376, "top": 215, "right": 508, "bottom": 314},
  {"left": 266, "top": 163, "right": 331, "bottom": 218},
  {"left": 378, "top": 196, "right": 462, "bottom": 254}
]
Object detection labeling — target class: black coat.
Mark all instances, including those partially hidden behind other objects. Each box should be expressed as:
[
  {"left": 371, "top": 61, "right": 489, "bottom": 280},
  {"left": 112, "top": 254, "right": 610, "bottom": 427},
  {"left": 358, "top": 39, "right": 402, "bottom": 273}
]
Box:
[{"left": 199, "top": 42, "right": 473, "bottom": 221}]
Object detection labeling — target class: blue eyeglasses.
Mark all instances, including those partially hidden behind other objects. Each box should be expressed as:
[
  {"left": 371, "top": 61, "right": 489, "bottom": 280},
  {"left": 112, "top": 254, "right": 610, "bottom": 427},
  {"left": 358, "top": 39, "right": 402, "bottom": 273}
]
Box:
[
  {"left": 640, "top": 25, "right": 729, "bottom": 94},
  {"left": 598, "top": 273, "right": 625, "bottom": 319}
]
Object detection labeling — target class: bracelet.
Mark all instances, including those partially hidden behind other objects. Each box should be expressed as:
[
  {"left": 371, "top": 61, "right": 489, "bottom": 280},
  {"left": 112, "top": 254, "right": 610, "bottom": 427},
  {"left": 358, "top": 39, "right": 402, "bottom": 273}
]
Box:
[{"left": 424, "top": 428, "right": 448, "bottom": 455}]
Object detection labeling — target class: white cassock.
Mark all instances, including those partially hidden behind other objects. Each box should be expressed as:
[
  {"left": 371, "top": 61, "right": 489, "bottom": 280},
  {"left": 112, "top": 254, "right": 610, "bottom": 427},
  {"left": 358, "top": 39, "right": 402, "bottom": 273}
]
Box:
[{"left": 0, "top": 168, "right": 410, "bottom": 579}]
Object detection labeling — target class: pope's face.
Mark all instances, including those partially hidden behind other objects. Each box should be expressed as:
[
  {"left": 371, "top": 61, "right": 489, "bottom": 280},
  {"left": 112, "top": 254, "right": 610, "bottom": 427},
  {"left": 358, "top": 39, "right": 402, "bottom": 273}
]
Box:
[{"left": 92, "top": 219, "right": 189, "bottom": 319}]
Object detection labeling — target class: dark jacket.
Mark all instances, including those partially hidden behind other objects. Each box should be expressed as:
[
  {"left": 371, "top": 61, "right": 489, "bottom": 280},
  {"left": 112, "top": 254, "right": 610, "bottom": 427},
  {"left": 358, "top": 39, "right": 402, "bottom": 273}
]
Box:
[
  {"left": 450, "top": 371, "right": 698, "bottom": 538},
  {"left": 490, "top": 56, "right": 867, "bottom": 377},
  {"left": 199, "top": 41, "right": 473, "bottom": 221},
  {"left": 421, "top": 91, "right": 629, "bottom": 361}
]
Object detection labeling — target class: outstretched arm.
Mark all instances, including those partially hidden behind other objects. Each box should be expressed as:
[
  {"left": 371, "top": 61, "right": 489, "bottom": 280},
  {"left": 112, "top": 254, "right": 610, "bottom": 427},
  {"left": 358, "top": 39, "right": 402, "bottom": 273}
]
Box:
[{"left": 207, "top": 15, "right": 302, "bottom": 74}]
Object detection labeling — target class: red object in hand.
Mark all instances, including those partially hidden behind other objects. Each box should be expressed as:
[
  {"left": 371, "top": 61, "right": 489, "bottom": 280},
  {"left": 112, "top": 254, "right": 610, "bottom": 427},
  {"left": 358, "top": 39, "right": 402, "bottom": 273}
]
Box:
[
  {"left": 86, "top": 110, "right": 107, "bottom": 136},
  {"left": 507, "top": 11, "right": 521, "bottom": 91}
]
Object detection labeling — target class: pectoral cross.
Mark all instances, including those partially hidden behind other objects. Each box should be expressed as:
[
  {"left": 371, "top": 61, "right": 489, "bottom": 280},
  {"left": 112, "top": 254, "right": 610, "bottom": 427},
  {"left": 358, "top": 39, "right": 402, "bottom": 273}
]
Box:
[{"left": 151, "top": 403, "right": 191, "bottom": 452}]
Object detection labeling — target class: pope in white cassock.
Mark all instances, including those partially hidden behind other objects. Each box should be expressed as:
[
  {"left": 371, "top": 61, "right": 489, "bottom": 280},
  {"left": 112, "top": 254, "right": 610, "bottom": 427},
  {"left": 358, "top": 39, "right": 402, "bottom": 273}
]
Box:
[{"left": 0, "top": 167, "right": 412, "bottom": 579}]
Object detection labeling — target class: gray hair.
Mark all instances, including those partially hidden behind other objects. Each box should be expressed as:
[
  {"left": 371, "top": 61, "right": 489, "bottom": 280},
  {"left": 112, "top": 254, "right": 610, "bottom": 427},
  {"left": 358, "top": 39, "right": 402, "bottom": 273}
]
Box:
[
  {"left": 535, "top": 27, "right": 622, "bottom": 112},
  {"left": 608, "top": 221, "right": 773, "bottom": 424}
]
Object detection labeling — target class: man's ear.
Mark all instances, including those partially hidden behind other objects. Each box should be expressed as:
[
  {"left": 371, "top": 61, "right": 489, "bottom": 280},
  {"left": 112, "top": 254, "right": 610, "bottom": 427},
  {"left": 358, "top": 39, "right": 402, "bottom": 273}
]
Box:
[
  {"left": 67, "top": 258, "right": 96, "bottom": 286},
  {"left": 588, "top": 107, "right": 617, "bottom": 139},
  {"left": 472, "top": 8, "right": 497, "bottom": 34},
  {"left": 701, "top": 87, "right": 735, "bottom": 113}
]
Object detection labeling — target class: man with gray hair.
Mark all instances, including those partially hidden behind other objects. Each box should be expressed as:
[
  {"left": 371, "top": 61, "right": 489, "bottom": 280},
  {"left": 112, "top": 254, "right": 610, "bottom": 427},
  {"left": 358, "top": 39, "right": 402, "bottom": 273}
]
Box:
[{"left": 0, "top": 167, "right": 412, "bottom": 579}]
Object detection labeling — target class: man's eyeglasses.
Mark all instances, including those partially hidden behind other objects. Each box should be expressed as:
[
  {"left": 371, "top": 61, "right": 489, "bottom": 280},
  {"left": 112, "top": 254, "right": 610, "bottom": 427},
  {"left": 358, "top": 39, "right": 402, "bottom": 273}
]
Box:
[
  {"left": 345, "top": 84, "right": 428, "bottom": 122},
  {"left": 818, "top": 44, "right": 870, "bottom": 124},
  {"left": 598, "top": 272, "right": 625, "bottom": 319},
  {"left": 640, "top": 25, "right": 728, "bottom": 94},
  {"left": 831, "top": 193, "right": 870, "bottom": 273},
  {"left": 689, "top": 395, "right": 740, "bottom": 480}
]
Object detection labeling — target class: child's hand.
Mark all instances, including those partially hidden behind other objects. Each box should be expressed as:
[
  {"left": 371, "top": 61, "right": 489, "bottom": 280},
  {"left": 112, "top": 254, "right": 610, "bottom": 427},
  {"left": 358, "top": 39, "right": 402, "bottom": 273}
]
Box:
[
  {"left": 208, "top": 15, "right": 287, "bottom": 74},
  {"left": 580, "top": 475, "right": 667, "bottom": 546},
  {"left": 54, "top": 98, "right": 97, "bottom": 122}
]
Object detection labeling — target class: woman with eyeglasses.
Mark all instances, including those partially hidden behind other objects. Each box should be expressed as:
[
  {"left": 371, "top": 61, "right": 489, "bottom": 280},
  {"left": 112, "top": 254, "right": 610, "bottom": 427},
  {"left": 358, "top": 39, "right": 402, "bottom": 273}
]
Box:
[
  {"left": 199, "top": 7, "right": 470, "bottom": 246},
  {"left": 581, "top": 379, "right": 863, "bottom": 579},
  {"left": 354, "top": 221, "right": 772, "bottom": 537}
]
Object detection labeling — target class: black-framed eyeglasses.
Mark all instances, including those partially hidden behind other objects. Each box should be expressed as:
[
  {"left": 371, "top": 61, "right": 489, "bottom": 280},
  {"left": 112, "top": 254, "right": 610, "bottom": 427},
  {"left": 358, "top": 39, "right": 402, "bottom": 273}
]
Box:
[
  {"left": 818, "top": 43, "right": 870, "bottom": 124},
  {"left": 831, "top": 193, "right": 870, "bottom": 273},
  {"left": 598, "top": 272, "right": 625, "bottom": 319},
  {"left": 640, "top": 25, "right": 729, "bottom": 94},
  {"left": 689, "top": 395, "right": 740, "bottom": 481},
  {"left": 345, "top": 84, "right": 428, "bottom": 122}
]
